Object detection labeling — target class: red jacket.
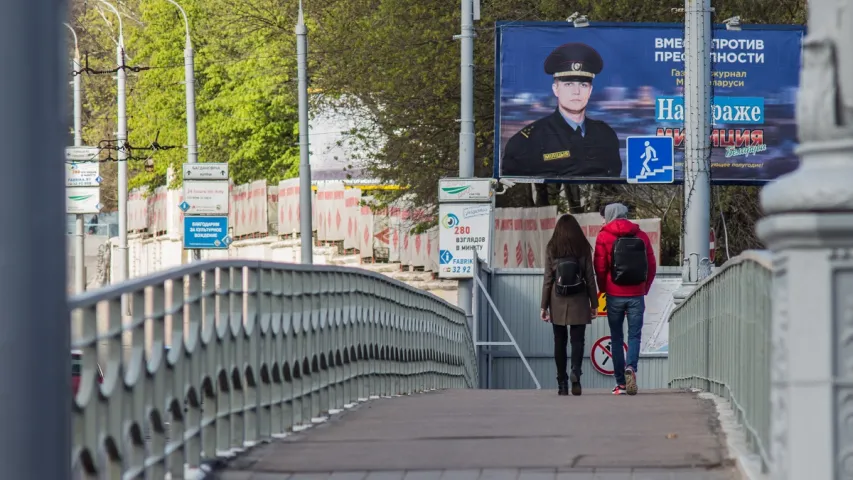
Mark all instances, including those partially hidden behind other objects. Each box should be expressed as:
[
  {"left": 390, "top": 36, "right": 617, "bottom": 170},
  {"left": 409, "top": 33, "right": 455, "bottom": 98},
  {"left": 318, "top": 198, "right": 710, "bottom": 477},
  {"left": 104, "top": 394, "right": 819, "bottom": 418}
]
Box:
[{"left": 593, "top": 219, "right": 657, "bottom": 297}]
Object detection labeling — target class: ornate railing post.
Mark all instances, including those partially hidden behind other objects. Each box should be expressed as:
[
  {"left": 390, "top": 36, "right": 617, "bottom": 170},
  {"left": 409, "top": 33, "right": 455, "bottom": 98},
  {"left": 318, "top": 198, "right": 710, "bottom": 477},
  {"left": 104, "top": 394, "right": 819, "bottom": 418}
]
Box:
[{"left": 756, "top": 3, "right": 853, "bottom": 477}]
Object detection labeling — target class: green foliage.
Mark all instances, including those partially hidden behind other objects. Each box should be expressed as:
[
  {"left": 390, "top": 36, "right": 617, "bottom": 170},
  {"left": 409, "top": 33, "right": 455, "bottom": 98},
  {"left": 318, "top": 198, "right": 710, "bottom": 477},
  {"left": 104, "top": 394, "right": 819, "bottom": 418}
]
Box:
[
  {"left": 69, "top": 0, "right": 301, "bottom": 199},
  {"left": 68, "top": 0, "right": 806, "bottom": 261}
]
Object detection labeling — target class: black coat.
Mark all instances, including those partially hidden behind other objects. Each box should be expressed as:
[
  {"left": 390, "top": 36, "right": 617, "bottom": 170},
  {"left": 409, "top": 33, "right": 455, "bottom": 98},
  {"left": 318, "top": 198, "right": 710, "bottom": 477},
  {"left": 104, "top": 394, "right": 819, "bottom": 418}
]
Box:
[{"left": 501, "top": 110, "right": 622, "bottom": 178}]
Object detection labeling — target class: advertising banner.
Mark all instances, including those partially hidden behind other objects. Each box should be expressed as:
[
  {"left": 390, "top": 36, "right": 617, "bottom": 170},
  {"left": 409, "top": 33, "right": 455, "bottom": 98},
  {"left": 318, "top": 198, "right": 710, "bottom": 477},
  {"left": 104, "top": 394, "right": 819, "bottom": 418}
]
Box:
[{"left": 494, "top": 22, "right": 804, "bottom": 184}]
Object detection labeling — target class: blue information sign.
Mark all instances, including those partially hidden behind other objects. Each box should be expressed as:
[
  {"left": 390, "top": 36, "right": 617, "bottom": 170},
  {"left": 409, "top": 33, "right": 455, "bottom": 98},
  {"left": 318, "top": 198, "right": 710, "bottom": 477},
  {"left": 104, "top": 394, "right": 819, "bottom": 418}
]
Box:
[
  {"left": 183, "top": 216, "right": 232, "bottom": 249},
  {"left": 626, "top": 135, "right": 675, "bottom": 184}
]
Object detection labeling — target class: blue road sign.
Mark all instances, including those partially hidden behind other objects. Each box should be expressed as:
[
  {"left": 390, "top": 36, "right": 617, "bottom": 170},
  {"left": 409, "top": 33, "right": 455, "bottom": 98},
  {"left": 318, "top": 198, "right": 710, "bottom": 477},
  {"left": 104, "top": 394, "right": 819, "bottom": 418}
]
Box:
[
  {"left": 183, "top": 216, "right": 230, "bottom": 249},
  {"left": 439, "top": 249, "right": 453, "bottom": 265},
  {"left": 179, "top": 201, "right": 190, "bottom": 212},
  {"left": 626, "top": 136, "right": 675, "bottom": 184}
]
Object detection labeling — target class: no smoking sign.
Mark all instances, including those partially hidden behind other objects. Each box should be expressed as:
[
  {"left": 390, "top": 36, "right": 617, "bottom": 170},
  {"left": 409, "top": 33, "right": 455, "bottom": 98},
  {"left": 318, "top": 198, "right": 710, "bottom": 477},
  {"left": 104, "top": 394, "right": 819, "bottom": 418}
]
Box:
[{"left": 591, "top": 335, "right": 629, "bottom": 376}]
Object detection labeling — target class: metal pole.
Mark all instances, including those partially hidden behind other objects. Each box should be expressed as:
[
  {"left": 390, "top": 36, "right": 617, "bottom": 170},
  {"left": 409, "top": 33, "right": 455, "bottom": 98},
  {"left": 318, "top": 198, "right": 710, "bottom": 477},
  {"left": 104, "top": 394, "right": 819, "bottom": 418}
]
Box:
[
  {"left": 168, "top": 0, "right": 201, "bottom": 262},
  {"left": 67, "top": 23, "right": 86, "bottom": 294},
  {"left": 456, "top": 0, "right": 475, "bottom": 317},
  {"left": 97, "top": 1, "right": 128, "bottom": 287},
  {"left": 674, "top": 0, "right": 712, "bottom": 305},
  {"left": 296, "top": 0, "right": 313, "bottom": 264},
  {"left": 116, "top": 42, "right": 129, "bottom": 287},
  {"left": 0, "top": 0, "right": 71, "bottom": 477}
]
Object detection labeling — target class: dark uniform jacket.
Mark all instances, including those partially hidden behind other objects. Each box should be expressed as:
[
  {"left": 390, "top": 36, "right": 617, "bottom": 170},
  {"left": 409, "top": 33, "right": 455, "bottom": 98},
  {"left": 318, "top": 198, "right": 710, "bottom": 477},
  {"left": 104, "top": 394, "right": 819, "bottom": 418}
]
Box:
[{"left": 501, "top": 110, "right": 622, "bottom": 178}]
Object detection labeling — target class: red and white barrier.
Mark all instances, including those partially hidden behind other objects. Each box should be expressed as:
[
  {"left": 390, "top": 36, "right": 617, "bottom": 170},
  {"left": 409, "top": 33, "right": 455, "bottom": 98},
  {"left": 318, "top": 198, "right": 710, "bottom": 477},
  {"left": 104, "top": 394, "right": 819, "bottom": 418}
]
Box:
[
  {"left": 358, "top": 197, "right": 375, "bottom": 258},
  {"left": 493, "top": 209, "right": 662, "bottom": 269},
  {"left": 128, "top": 178, "right": 664, "bottom": 273},
  {"left": 276, "top": 178, "right": 300, "bottom": 236},
  {"left": 315, "top": 182, "right": 346, "bottom": 242},
  {"left": 343, "top": 188, "right": 361, "bottom": 250},
  {"left": 128, "top": 188, "right": 149, "bottom": 232},
  {"left": 148, "top": 186, "right": 169, "bottom": 234}
]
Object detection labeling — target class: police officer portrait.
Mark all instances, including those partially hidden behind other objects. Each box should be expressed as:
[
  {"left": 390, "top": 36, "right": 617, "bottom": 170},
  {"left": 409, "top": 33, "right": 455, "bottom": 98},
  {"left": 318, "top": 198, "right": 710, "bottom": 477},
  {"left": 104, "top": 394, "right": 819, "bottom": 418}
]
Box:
[{"left": 500, "top": 42, "right": 622, "bottom": 179}]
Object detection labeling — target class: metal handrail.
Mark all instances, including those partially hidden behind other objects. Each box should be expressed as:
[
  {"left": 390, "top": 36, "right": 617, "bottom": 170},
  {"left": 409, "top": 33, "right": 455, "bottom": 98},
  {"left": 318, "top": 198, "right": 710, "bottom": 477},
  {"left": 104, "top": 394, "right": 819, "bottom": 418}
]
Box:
[
  {"left": 670, "top": 250, "right": 772, "bottom": 317},
  {"left": 70, "top": 259, "right": 477, "bottom": 477},
  {"left": 668, "top": 250, "right": 772, "bottom": 472}
]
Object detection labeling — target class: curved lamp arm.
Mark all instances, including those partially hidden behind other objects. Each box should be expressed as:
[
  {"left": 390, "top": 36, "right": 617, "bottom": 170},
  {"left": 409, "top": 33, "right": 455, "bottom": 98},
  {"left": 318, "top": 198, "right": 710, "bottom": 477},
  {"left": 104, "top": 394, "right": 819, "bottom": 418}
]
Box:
[
  {"left": 63, "top": 23, "right": 79, "bottom": 59},
  {"left": 164, "top": 0, "right": 191, "bottom": 44},
  {"left": 96, "top": 0, "right": 124, "bottom": 46}
]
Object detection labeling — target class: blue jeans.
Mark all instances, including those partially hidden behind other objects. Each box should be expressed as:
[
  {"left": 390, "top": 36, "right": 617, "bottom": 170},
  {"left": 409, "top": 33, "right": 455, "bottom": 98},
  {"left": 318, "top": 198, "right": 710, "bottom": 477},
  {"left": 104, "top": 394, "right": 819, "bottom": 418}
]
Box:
[{"left": 606, "top": 295, "right": 645, "bottom": 386}]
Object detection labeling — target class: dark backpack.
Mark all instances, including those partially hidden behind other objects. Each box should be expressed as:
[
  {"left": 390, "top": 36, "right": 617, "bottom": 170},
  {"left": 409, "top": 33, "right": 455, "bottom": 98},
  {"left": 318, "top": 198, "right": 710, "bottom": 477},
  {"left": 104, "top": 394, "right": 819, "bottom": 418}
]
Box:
[
  {"left": 611, "top": 234, "right": 648, "bottom": 286},
  {"left": 553, "top": 256, "right": 586, "bottom": 296}
]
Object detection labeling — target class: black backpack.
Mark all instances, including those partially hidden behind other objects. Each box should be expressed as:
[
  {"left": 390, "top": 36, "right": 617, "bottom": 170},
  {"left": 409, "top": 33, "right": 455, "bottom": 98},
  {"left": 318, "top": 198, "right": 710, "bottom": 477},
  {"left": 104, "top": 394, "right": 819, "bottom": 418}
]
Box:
[
  {"left": 611, "top": 234, "right": 648, "bottom": 286},
  {"left": 553, "top": 256, "right": 586, "bottom": 296}
]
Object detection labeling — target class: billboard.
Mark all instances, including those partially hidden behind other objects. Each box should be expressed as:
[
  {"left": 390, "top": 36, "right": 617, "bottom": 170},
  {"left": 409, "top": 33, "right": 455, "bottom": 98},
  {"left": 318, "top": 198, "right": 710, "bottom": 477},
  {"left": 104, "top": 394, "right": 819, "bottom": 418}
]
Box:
[{"left": 494, "top": 22, "right": 805, "bottom": 184}]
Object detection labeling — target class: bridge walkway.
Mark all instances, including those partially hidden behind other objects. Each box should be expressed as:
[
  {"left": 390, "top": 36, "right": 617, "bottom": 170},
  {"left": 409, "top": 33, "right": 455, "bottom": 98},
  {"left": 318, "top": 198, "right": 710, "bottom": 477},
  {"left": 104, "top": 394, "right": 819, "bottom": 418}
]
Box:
[{"left": 218, "top": 389, "right": 738, "bottom": 480}]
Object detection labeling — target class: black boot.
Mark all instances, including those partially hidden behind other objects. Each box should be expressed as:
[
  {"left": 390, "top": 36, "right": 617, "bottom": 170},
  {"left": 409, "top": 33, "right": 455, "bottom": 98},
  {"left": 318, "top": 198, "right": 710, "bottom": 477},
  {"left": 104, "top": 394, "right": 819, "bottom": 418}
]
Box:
[
  {"left": 557, "top": 377, "right": 569, "bottom": 396},
  {"left": 570, "top": 372, "right": 582, "bottom": 396}
]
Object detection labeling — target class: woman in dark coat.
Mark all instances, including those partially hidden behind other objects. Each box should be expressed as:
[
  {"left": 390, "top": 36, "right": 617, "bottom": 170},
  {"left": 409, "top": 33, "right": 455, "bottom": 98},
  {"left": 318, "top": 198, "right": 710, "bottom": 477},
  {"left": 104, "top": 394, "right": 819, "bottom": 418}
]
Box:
[{"left": 541, "top": 214, "right": 598, "bottom": 396}]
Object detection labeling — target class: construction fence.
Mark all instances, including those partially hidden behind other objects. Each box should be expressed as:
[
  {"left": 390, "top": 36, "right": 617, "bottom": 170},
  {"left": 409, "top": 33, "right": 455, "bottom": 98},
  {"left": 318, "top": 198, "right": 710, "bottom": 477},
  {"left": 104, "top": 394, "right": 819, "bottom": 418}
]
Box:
[{"left": 126, "top": 179, "right": 662, "bottom": 272}]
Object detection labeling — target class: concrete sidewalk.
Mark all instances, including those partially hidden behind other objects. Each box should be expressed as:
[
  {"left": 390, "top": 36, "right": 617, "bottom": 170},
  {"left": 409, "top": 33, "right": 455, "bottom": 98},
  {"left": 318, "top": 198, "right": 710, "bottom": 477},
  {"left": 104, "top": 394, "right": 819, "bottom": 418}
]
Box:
[{"left": 215, "top": 389, "right": 738, "bottom": 480}]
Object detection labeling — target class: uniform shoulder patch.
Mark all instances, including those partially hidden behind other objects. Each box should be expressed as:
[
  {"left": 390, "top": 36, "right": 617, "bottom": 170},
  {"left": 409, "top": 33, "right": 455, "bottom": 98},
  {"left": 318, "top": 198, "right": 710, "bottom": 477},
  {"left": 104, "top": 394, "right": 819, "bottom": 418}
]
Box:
[{"left": 519, "top": 125, "right": 534, "bottom": 138}]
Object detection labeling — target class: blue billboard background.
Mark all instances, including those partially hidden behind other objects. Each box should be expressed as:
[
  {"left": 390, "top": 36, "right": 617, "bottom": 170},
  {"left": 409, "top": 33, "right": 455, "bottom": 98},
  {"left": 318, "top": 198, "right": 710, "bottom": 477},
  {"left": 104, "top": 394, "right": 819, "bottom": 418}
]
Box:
[{"left": 494, "top": 22, "right": 805, "bottom": 184}]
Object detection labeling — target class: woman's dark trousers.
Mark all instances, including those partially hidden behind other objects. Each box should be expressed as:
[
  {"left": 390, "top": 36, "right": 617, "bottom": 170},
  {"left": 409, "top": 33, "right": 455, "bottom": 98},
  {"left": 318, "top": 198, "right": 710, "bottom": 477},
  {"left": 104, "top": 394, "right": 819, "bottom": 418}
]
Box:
[{"left": 553, "top": 324, "right": 586, "bottom": 383}]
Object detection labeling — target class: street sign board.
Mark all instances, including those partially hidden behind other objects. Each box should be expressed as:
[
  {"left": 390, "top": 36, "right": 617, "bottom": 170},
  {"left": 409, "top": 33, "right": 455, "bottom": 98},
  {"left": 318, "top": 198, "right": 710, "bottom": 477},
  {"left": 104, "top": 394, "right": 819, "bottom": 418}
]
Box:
[
  {"left": 183, "top": 216, "right": 231, "bottom": 249},
  {"left": 438, "top": 203, "right": 492, "bottom": 279},
  {"left": 438, "top": 178, "right": 493, "bottom": 202},
  {"left": 65, "top": 162, "right": 102, "bottom": 187},
  {"left": 66, "top": 187, "right": 102, "bottom": 214},
  {"left": 65, "top": 146, "right": 100, "bottom": 162},
  {"left": 183, "top": 163, "right": 229, "bottom": 180},
  {"left": 591, "top": 336, "right": 629, "bottom": 376},
  {"left": 182, "top": 180, "right": 229, "bottom": 215},
  {"left": 626, "top": 135, "right": 675, "bottom": 184}
]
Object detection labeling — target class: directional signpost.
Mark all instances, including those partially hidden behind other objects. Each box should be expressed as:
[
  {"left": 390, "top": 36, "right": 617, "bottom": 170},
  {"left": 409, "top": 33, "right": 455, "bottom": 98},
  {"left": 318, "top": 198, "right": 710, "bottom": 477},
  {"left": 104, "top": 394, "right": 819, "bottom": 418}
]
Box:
[
  {"left": 438, "top": 178, "right": 494, "bottom": 279},
  {"left": 182, "top": 163, "right": 230, "bottom": 258},
  {"left": 65, "top": 147, "right": 103, "bottom": 214},
  {"left": 66, "top": 146, "right": 102, "bottom": 296}
]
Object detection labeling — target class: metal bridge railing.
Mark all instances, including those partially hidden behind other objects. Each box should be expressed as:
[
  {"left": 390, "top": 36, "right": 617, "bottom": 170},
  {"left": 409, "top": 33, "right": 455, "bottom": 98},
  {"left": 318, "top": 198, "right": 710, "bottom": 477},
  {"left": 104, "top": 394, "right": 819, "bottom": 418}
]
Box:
[
  {"left": 70, "top": 259, "right": 477, "bottom": 478},
  {"left": 669, "top": 250, "right": 772, "bottom": 471}
]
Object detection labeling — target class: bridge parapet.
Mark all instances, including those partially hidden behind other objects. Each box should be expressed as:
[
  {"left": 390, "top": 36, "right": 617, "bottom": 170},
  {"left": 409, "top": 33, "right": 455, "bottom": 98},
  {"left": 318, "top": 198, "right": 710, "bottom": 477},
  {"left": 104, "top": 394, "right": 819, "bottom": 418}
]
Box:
[
  {"left": 669, "top": 250, "right": 772, "bottom": 473},
  {"left": 70, "top": 259, "right": 477, "bottom": 478}
]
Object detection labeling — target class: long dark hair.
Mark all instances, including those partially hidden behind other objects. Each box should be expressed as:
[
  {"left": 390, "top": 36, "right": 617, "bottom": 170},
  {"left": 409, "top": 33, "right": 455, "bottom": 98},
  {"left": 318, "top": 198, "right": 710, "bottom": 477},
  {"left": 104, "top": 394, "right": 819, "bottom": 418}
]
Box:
[{"left": 547, "top": 214, "right": 592, "bottom": 259}]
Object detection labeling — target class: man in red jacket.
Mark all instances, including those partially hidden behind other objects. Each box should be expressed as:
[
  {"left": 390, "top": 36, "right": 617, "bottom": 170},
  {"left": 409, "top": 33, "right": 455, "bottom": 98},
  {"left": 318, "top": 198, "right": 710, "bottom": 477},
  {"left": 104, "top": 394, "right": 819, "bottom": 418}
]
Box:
[{"left": 593, "top": 203, "right": 657, "bottom": 396}]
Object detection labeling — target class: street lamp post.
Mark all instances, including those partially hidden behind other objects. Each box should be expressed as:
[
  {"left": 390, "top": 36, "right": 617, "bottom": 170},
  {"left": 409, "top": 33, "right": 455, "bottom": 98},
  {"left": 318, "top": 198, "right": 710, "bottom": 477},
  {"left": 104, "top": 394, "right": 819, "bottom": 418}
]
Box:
[
  {"left": 65, "top": 23, "right": 87, "bottom": 294},
  {"left": 164, "top": 0, "right": 200, "bottom": 261},
  {"left": 296, "top": 0, "right": 313, "bottom": 264},
  {"left": 96, "top": 0, "right": 129, "bottom": 310}
]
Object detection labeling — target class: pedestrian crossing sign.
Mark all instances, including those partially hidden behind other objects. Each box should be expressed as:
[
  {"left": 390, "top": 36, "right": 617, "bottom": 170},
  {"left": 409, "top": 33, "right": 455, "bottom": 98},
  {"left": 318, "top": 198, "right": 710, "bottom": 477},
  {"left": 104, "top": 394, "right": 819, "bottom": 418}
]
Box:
[{"left": 626, "top": 135, "right": 675, "bottom": 184}]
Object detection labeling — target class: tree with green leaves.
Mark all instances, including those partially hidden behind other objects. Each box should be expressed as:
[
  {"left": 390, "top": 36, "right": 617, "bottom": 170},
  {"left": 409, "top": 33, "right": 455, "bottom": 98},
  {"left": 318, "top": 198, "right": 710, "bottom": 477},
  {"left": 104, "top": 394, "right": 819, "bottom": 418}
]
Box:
[
  {"left": 303, "top": 0, "right": 806, "bottom": 263},
  {"left": 69, "top": 0, "right": 302, "bottom": 203},
  {"left": 67, "top": 0, "right": 806, "bottom": 264}
]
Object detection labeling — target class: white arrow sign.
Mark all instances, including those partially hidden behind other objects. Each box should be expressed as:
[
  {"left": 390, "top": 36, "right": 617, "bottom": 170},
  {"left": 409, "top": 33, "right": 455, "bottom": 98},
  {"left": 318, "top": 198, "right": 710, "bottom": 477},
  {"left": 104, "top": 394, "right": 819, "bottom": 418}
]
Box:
[
  {"left": 183, "top": 163, "right": 229, "bottom": 180},
  {"left": 65, "top": 146, "right": 100, "bottom": 161}
]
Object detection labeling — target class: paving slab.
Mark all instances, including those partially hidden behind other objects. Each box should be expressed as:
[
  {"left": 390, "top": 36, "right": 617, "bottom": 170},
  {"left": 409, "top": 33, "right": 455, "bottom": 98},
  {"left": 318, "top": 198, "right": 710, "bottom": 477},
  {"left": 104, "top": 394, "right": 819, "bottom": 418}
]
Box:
[{"left": 215, "top": 389, "right": 737, "bottom": 479}]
